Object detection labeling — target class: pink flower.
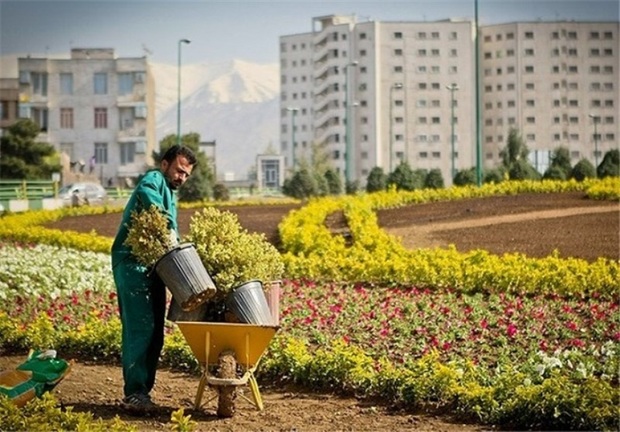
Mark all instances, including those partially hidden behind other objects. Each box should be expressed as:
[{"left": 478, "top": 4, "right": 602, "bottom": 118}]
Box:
[{"left": 507, "top": 323, "right": 517, "bottom": 338}]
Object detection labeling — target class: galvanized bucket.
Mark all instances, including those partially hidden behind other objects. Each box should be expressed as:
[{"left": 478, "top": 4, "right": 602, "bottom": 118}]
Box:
[
  {"left": 155, "top": 243, "right": 216, "bottom": 311},
  {"left": 226, "top": 280, "right": 273, "bottom": 326}
]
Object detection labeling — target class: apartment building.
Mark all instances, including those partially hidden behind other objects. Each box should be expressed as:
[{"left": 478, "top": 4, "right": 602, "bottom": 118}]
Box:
[
  {"left": 0, "top": 78, "right": 20, "bottom": 130},
  {"left": 17, "top": 48, "right": 156, "bottom": 186},
  {"left": 481, "top": 22, "right": 619, "bottom": 172},
  {"left": 280, "top": 16, "right": 618, "bottom": 185}
]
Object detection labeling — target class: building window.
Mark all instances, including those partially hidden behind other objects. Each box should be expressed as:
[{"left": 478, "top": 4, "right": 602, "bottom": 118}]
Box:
[
  {"left": 449, "top": 32, "right": 457, "bottom": 40},
  {"left": 450, "top": 49, "right": 457, "bottom": 57},
  {"left": 394, "top": 32, "right": 402, "bottom": 39},
  {"left": 95, "top": 142, "right": 108, "bottom": 164},
  {"left": 419, "top": 151, "right": 428, "bottom": 158},
  {"left": 94, "top": 107, "right": 107, "bottom": 128},
  {"left": 32, "top": 72, "right": 48, "bottom": 96},
  {"left": 394, "top": 49, "right": 403, "bottom": 56},
  {"left": 94, "top": 73, "right": 108, "bottom": 95},
  {"left": 524, "top": 31, "right": 534, "bottom": 39},
  {"left": 60, "top": 108, "right": 73, "bottom": 129},
  {"left": 430, "top": 65, "right": 440, "bottom": 74},
  {"left": 525, "top": 66, "right": 534, "bottom": 73},
  {"left": 118, "top": 72, "right": 134, "bottom": 95},
  {"left": 120, "top": 142, "right": 136, "bottom": 165},
  {"left": 60, "top": 73, "right": 73, "bottom": 95},
  {"left": 394, "top": 66, "right": 403, "bottom": 73},
  {"left": 32, "top": 108, "right": 48, "bottom": 131}
]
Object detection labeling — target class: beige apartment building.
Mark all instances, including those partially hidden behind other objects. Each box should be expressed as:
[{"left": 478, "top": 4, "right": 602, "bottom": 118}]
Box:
[
  {"left": 17, "top": 48, "right": 156, "bottom": 186},
  {"left": 480, "top": 22, "right": 619, "bottom": 172},
  {"left": 280, "top": 16, "right": 618, "bottom": 185}
]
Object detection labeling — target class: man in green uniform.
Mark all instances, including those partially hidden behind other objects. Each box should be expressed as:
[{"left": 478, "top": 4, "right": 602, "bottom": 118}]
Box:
[{"left": 111, "top": 145, "right": 197, "bottom": 413}]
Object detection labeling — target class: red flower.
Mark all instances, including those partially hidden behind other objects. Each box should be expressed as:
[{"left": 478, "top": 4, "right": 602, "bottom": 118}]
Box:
[{"left": 507, "top": 323, "right": 517, "bottom": 338}]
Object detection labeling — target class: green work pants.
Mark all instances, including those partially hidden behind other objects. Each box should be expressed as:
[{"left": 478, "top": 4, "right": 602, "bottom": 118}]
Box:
[{"left": 112, "top": 258, "right": 166, "bottom": 398}]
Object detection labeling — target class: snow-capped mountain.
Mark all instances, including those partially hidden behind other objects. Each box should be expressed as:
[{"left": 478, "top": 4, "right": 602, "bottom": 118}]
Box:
[{"left": 151, "top": 59, "right": 280, "bottom": 180}]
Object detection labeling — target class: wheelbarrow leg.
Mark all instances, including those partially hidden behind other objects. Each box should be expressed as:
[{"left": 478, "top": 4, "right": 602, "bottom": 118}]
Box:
[
  {"left": 194, "top": 373, "right": 208, "bottom": 410},
  {"left": 248, "top": 371, "right": 263, "bottom": 411},
  {"left": 194, "top": 329, "right": 211, "bottom": 410}
]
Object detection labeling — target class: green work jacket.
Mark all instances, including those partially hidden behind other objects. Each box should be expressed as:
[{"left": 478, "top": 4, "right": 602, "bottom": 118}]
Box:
[{"left": 111, "top": 169, "right": 178, "bottom": 268}]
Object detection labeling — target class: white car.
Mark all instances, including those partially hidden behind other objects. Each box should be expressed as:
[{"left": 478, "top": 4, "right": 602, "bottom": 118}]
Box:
[{"left": 56, "top": 182, "right": 108, "bottom": 206}]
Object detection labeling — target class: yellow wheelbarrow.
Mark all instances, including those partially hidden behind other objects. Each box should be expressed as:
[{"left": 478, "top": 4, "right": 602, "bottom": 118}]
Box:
[{"left": 176, "top": 321, "right": 278, "bottom": 417}]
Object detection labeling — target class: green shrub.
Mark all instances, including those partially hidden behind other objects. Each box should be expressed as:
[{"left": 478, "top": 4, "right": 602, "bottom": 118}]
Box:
[
  {"left": 366, "top": 167, "right": 387, "bottom": 192},
  {"left": 597, "top": 149, "right": 619, "bottom": 179},
  {"left": 185, "top": 206, "right": 284, "bottom": 299},
  {"left": 571, "top": 159, "right": 596, "bottom": 182},
  {"left": 424, "top": 168, "right": 445, "bottom": 189},
  {"left": 453, "top": 168, "right": 477, "bottom": 186}
]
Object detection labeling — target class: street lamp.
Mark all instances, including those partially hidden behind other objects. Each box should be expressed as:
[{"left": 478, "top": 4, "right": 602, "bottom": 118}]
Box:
[
  {"left": 446, "top": 83, "right": 459, "bottom": 181},
  {"left": 344, "top": 60, "right": 358, "bottom": 184},
  {"left": 389, "top": 83, "right": 403, "bottom": 172},
  {"left": 177, "top": 38, "right": 191, "bottom": 146},
  {"left": 286, "top": 107, "right": 299, "bottom": 170},
  {"left": 589, "top": 114, "right": 599, "bottom": 171}
]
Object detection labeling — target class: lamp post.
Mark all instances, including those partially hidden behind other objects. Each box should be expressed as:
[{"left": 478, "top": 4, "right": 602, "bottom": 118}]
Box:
[
  {"left": 344, "top": 60, "right": 358, "bottom": 184},
  {"left": 286, "top": 107, "right": 299, "bottom": 170},
  {"left": 177, "top": 38, "right": 191, "bottom": 146},
  {"left": 446, "top": 83, "right": 459, "bottom": 181},
  {"left": 474, "top": 0, "right": 482, "bottom": 186},
  {"left": 389, "top": 83, "right": 403, "bottom": 172},
  {"left": 589, "top": 114, "right": 599, "bottom": 172}
]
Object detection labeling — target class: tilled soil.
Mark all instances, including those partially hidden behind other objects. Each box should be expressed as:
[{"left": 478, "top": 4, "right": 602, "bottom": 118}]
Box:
[{"left": 13, "top": 191, "right": 619, "bottom": 431}]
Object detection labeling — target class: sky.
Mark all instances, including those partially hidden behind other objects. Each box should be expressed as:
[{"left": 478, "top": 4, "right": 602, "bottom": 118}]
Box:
[{"left": 1, "top": 0, "right": 618, "bottom": 67}]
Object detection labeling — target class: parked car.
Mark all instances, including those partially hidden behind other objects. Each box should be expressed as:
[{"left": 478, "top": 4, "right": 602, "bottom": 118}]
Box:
[{"left": 56, "top": 182, "right": 108, "bottom": 206}]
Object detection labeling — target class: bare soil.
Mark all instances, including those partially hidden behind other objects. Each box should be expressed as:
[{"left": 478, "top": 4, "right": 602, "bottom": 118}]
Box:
[{"left": 7, "top": 192, "right": 618, "bottom": 431}]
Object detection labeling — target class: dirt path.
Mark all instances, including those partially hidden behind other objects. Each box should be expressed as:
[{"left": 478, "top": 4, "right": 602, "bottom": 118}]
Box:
[
  {"left": 388, "top": 205, "right": 618, "bottom": 252},
  {"left": 0, "top": 355, "right": 483, "bottom": 432}
]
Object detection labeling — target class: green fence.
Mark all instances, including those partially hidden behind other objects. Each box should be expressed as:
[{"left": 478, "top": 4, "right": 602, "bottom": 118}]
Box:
[{"left": 0, "top": 180, "right": 60, "bottom": 201}]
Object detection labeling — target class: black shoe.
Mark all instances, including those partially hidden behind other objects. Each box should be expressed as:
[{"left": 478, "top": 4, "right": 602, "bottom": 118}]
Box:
[{"left": 122, "top": 393, "right": 157, "bottom": 414}]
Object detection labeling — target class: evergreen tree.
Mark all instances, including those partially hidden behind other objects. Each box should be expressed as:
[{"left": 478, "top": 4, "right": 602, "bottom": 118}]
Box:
[
  {"left": 597, "top": 149, "right": 619, "bottom": 178},
  {"left": 424, "top": 168, "right": 445, "bottom": 189},
  {"left": 323, "top": 168, "right": 343, "bottom": 195},
  {"left": 570, "top": 159, "right": 596, "bottom": 182},
  {"left": 387, "top": 161, "right": 416, "bottom": 191},
  {"left": 0, "top": 119, "right": 61, "bottom": 179},
  {"left": 282, "top": 167, "right": 318, "bottom": 199},
  {"left": 543, "top": 147, "right": 571, "bottom": 180},
  {"left": 453, "top": 168, "right": 477, "bottom": 186},
  {"left": 366, "top": 166, "right": 387, "bottom": 192},
  {"left": 499, "top": 128, "right": 539, "bottom": 180}
]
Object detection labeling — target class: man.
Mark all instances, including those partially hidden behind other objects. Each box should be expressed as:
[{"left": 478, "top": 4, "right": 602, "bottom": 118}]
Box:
[{"left": 111, "top": 145, "right": 196, "bottom": 413}]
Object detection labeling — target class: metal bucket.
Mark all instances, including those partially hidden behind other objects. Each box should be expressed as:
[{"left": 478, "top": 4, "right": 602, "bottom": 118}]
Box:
[
  {"left": 167, "top": 297, "right": 209, "bottom": 322},
  {"left": 155, "top": 243, "right": 216, "bottom": 311},
  {"left": 226, "top": 280, "right": 273, "bottom": 326}
]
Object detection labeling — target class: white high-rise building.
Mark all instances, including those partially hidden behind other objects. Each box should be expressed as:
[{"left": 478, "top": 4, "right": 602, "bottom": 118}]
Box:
[
  {"left": 480, "top": 22, "right": 619, "bottom": 173},
  {"left": 280, "top": 16, "right": 619, "bottom": 185},
  {"left": 18, "top": 48, "right": 156, "bottom": 186}
]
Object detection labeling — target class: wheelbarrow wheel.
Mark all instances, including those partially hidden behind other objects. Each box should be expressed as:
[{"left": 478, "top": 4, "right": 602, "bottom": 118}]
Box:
[{"left": 216, "top": 349, "right": 237, "bottom": 418}]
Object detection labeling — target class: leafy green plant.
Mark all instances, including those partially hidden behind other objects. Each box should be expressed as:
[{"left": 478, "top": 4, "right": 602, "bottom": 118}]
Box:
[
  {"left": 185, "top": 206, "right": 284, "bottom": 300},
  {"left": 124, "top": 205, "right": 175, "bottom": 268}
]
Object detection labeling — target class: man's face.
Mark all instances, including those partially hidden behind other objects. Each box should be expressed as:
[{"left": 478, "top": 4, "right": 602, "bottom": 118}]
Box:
[{"left": 161, "top": 155, "right": 193, "bottom": 190}]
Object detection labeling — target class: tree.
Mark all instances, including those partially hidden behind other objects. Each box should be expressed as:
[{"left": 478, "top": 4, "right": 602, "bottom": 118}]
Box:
[
  {"left": 453, "top": 168, "right": 477, "bottom": 186},
  {"left": 544, "top": 147, "right": 571, "bottom": 180},
  {"left": 0, "top": 119, "right": 61, "bottom": 179},
  {"left": 282, "top": 167, "right": 318, "bottom": 199},
  {"left": 323, "top": 168, "right": 343, "bottom": 195},
  {"left": 597, "top": 149, "right": 619, "bottom": 178},
  {"left": 424, "top": 169, "right": 445, "bottom": 189},
  {"left": 570, "top": 159, "right": 596, "bottom": 182},
  {"left": 366, "top": 166, "right": 387, "bottom": 192},
  {"left": 387, "top": 161, "right": 416, "bottom": 191},
  {"left": 499, "top": 128, "right": 539, "bottom": 180},
  {"left": 157, "top": 133, "right": 215, "bottom": 202}
]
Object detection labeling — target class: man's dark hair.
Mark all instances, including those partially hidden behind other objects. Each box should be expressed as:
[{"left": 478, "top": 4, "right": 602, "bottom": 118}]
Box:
[{"left": 161, "top": 145, "right": 197, "bottom": 165}]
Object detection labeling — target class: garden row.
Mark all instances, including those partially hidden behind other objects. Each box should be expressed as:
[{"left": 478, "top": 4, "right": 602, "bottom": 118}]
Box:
[{"left": 0, "top": 178, "right": 618, "bottom": 430}]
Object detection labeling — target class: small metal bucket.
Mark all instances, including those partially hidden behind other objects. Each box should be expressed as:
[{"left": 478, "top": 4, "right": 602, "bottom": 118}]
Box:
[
  {"left": 226, "top": 280, "right": 273, "bottom": 326},
  {"left": 155, "top": 243, "right": 216, "bottom": 311}
]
